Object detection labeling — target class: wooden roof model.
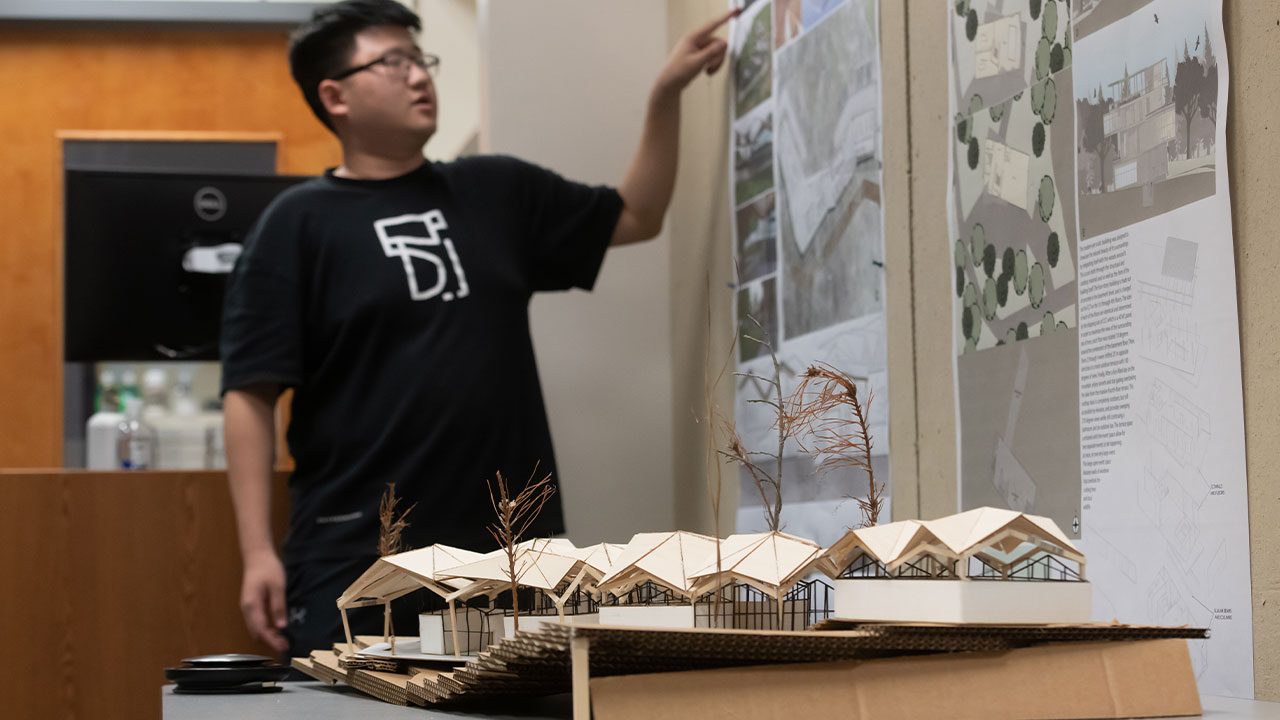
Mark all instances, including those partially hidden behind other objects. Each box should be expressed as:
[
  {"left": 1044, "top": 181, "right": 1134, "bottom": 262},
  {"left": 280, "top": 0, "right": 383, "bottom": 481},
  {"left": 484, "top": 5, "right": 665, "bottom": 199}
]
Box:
[{"left": 687, "top": 531, "right": 831, "bottom": 598}]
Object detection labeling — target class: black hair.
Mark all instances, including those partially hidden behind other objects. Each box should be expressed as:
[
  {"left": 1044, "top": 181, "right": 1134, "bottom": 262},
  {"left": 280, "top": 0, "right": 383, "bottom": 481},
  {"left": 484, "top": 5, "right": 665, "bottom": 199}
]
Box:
[{"left": 288, "top": 0, "right": 422, "bottom": 131}]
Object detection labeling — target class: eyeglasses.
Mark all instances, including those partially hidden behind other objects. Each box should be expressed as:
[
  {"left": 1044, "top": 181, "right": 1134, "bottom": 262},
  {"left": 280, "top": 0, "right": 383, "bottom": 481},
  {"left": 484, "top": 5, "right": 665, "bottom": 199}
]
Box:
[{"left": 329, "top": 50, "right": 441, "bottom": 81}]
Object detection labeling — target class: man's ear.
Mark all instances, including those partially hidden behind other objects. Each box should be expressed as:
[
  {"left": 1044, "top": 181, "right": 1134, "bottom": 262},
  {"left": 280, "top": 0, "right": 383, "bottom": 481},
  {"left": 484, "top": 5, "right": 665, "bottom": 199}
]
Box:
[{"left": 318, "top": 79, "right": 349, "bottom": 121}]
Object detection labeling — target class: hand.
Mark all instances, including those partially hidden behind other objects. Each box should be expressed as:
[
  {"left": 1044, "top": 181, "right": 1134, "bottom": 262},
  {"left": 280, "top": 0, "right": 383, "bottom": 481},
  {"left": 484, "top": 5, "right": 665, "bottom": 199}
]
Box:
[
  {"left": 654, "top": 8, "right": 738, "bottom": 97},
  {"left": 240, "top": 548, "right": 289, "bottom": 654}
]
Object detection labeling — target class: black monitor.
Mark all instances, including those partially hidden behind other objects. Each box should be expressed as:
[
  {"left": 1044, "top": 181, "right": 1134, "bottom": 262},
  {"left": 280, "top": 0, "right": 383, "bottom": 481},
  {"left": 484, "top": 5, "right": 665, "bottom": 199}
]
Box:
[{"left": 64, "top": 169, "right": 310, "bottom": 362}]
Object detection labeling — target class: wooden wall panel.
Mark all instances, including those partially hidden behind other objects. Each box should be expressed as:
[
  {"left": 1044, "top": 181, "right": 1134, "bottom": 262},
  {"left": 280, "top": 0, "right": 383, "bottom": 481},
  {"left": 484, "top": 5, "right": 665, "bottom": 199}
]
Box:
[
  {"left": 0, "top": 27, "right": 339, "bottom": 468},
  {"left": 0, "top": 470, "right": 290, "bottom": 720}
]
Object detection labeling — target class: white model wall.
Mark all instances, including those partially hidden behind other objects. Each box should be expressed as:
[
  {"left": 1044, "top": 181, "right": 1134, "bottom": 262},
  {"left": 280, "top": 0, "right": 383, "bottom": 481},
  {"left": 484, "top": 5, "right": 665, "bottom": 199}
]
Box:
[{"left": 477, "top": 0, "right": 674, "bottom": 543}]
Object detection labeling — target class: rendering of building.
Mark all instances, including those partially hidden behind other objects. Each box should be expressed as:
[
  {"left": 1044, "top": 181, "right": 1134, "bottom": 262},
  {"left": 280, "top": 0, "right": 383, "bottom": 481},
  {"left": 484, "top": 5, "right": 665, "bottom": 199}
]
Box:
[{"left": 1103, "top": 59, "right": 1176, "bottom": 191}]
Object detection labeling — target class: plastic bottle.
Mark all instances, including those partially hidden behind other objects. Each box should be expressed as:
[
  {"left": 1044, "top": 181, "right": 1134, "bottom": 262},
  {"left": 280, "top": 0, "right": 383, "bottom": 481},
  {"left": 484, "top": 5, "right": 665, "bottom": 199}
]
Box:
[
  {"left": 142, "top": 367, "right": 170, "bottom": 418},
  {"left": 95, "top": 369, "right": 119, "bottom": 414},
  {"left": 118, "top": 369, "right": 141, "bottom": 412},
  {"left": 117, "top": 397, "right": 157, "bottom": 470},
  {"left": 156, "top": 369, "right": 208, "bottom": 469}
]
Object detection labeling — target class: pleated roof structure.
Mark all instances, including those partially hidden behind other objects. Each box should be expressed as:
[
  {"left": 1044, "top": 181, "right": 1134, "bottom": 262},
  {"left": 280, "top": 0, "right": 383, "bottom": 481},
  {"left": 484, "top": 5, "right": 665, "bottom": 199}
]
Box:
[
  {"left": 687, "top": 531, "right": 831, "bottom": 598},
  {"left": 596, "top": 531, "right": 720, "bottom": 600}
]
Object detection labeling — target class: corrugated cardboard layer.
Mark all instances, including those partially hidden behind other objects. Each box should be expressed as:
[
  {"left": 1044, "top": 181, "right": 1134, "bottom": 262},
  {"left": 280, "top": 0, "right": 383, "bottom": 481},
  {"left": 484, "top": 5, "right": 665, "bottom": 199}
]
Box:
[
  {"left": 290, "top": 621, "right": 1206, "bottom": 707},
  {"left": 590, "top": 638, "right": 1202, "bottom": 720}
]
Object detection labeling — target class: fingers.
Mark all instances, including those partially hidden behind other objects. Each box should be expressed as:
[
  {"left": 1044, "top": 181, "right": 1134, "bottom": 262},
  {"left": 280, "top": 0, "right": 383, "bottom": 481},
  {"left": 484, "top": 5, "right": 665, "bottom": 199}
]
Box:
[
  {"left": 269, "top": 578, "right": 288, "bottom": 632},
  {"left": 242, "top": 575, "right": 290, "bottom": 654},
  {"left": 693, "top": 7, "right": 740, "bottom": 40},
  {"left": 703, "top": 38, "right": 729, "bottom": 75}
]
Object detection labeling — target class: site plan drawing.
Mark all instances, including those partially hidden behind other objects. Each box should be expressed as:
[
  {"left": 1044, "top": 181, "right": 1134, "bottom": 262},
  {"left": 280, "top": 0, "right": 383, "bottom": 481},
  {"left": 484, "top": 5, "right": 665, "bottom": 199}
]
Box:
[{"left": 948, "top": 0, "right": 1250, "bottom": 697}]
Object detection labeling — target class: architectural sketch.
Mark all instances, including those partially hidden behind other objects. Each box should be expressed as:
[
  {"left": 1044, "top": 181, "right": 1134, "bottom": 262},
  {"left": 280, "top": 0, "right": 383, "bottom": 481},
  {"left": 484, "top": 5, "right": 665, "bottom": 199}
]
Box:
[
  {"left": 775, "top": 0, "right": 882, "bottom": 339},
  {"left": 731, "top": 0, "right": 889, "bottom": 563},
  {"left": 951, "top": 0, "right": 1073, "bottom": 118},
  {"left": 733, "top": 102, "right": 775, "bottom": 206},
  {"left": 1136, "top": 236, "right": 1202, "bottom": 376},
  {"left": 773, "top": 0, "right": 800, "bottom": 49},
  {"left": 732, "top": 0, "right": 773, "bottom": 119},
  {"left": 1074, "top": 4, "right": 1219, "bottom": 238},
  {"left": 735, "top": 192, "right": 778, "bottom": 283}
]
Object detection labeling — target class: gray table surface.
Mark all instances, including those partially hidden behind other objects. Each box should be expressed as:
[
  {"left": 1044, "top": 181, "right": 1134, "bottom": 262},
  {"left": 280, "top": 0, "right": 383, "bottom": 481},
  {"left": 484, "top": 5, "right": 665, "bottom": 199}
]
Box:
[
  {"left": 163, "top": 683, "right": 1280, "bottom": 719},
  {"left": 163, "top": 682, "right": 570, "bottom": 719}
]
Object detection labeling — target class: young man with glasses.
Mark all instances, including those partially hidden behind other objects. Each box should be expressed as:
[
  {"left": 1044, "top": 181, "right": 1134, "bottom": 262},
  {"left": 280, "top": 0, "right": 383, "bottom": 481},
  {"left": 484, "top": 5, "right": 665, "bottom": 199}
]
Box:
[{"left": 221, "top": 0, "right": 734, "bottom": 657}]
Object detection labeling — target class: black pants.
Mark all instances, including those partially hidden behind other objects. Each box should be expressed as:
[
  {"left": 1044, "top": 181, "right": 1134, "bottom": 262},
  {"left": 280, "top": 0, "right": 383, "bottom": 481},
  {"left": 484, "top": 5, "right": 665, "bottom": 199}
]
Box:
[{"left": 284, "top": 555, "right": 426, "bottom": 659}]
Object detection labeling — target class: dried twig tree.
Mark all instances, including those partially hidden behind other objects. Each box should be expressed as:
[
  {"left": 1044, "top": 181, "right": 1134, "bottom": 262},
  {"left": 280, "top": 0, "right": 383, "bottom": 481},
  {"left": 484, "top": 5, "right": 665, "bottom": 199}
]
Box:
[
  {"left": 376, "top": 483, "right": 416, "bottom": 646},
  {"left": 786, "top": 363, "right": 883, "bottom": 527},
  {"left": 720, "top": 315, "right": 796, "bottom": 532},
  {"left": 485, "top": 466, "right": 556, "bottom": 633},
  {"left": 378, "top": 482, "right": 417, "bottom": 557},
  {"left": 700, "top": 274, "right": 739, "bottom": 625}
]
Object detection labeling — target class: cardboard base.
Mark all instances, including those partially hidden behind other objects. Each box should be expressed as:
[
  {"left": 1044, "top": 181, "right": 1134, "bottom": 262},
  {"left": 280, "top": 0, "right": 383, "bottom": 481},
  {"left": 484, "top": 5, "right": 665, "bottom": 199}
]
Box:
[
  {"left": 589, "top": 638, "right": 1201, "bottom": 720},
  {"left": 833, "top": 578, "right": 1093, "bottom": 624}
]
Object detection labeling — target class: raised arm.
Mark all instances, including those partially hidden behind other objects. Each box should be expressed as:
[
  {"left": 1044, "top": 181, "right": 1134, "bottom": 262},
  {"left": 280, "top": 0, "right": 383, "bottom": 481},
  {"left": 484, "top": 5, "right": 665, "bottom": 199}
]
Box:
[{"left": 611, "top": 8, "right": 738, "bottom": 246}]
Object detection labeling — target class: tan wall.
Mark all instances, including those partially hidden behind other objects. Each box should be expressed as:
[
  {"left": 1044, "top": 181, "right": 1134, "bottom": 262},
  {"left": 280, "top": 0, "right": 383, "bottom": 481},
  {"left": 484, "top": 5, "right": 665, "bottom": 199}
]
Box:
[
  {"left": 669, "top": 0, "right": 1280, "bottom": 699},
  {"left": 479, "top": 0, "right": 676, "bottom": 543}
]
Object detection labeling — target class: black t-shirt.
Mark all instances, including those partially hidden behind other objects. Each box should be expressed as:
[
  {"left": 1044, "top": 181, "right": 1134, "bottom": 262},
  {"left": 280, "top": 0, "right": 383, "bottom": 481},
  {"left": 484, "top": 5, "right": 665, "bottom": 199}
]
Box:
[{"left": 220, "top": 156, "right": 623, "bottom": 562}]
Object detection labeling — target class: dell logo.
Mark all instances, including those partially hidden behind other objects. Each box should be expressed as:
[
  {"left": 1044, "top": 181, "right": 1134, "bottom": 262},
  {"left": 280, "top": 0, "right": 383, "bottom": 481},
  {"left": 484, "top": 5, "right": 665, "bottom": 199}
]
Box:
[{"left": 193, "top": 186, "right": 227, "bottom": 222}]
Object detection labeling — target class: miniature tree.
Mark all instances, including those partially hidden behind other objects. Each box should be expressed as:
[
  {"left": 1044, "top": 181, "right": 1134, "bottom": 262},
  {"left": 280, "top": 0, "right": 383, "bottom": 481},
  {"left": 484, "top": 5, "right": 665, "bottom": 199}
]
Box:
[
  {"left": 700, "top": 273, "right": 738, "bottom": 625},
  {"left": 378, "top": 483, "right": 417, "bottom": 556},
  {"left": 485, "top": 466, "right": 556, "bottom": 633},
  {"left": 786, "top": 364, "right": 883, "bottom": 528},
  {"left": 376, "top": 483, "right": 416, "bottom": 647},
  {"left": 722, "top": 315, "right": 794, "bottom": 532}
]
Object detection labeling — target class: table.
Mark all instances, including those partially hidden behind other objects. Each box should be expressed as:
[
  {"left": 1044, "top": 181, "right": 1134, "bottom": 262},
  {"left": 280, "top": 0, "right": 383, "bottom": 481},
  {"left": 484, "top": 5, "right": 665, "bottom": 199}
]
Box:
[
  {"left": 163, "top": 683, "right": 1280, "bottom": 719},
  {"left": 162, "top": 682, "right": 570, "bottom": 719}
]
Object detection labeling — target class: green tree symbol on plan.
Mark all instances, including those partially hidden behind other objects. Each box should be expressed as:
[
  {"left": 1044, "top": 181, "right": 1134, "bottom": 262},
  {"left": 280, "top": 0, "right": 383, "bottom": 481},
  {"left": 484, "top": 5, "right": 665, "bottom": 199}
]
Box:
[
  {"left": 1032, "top": 122, "right": 1045, "bottom": 157},
  {"left": 1029, "top": 262, "right": 1046, "bottom": 309},
  {"left": 983, "top": 278, "right": 998, "bottom": 320},
  {"left": 1014, "top": 250, "right": 1029, "bottom": 295},
  {"left": 1030, "top": 0, "right": 1042, "bottom": 21},
  {"left": 1047, "top": 232, "right": 1060, "bottom": 267},
  {"left": 1035, "top": 38, "right": 1051, "bottom": 81},
  {"left": 1041, "top": 77, "right": 1057, "bottom": 123},
  {"left": 955, "top": 238, "right": 969, "bottom": 268},
  {"left": 1037, "top": 175, "right": 1055, "bottom": 223},
  {"left": 982, "top": 243, "right": 997, "bottom": 279},
  {"left": 1041, "top": 310, "right": 1057, "bottom": 337},
  {"left": 1042, "top": 0, "right": 1058, "bottom": 42},
  {"left": 970, "top": 224, "right": 985, "bottom": 267}
]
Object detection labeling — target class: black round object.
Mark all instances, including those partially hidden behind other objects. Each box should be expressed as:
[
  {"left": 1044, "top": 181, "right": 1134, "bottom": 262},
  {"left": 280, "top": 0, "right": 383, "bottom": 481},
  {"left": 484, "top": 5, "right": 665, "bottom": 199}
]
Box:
[
  {"left": 179, "top": 653, "right": 274, "bottom": 668},
  {"left": 165, "top": 654, "right": 290, "bottom": 694}
]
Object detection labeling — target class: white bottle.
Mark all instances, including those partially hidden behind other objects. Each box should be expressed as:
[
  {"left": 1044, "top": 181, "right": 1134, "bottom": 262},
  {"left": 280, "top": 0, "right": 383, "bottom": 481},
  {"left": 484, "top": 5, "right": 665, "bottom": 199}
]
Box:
[
  {"left": 142, "top": 367, "right": 170, "bottom": 423},
  {"left": 86, "top": 408, "right": 125, "bottom": 470},
  {"left": 117, "top": 397, "right": 157, "bottom": 470},
  {"left": 156, "top": 371, "right": 208, "bottom": 470}
]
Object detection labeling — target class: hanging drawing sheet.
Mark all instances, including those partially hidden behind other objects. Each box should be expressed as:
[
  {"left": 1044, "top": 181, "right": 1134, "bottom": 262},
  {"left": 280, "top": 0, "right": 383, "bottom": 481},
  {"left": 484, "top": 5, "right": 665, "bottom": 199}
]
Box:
[
  {"left": 728, "top": 0, "right": 888, "bottom": 547},
  {"left": 947, "top": 0, "right": 1250, "bottom": 697}
]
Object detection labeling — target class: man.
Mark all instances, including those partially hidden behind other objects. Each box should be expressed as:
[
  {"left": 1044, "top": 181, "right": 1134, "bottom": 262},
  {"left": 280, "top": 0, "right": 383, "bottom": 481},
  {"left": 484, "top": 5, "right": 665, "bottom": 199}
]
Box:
[{"left": 222, "top": 0, "right": 733, "bottom": 657}]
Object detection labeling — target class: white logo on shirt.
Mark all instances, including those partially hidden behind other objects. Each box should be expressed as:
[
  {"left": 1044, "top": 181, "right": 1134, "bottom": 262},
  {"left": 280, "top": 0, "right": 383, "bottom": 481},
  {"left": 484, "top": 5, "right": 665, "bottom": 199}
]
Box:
[{"left": 372, "top": 210, "right": 471, "bottom": 302}]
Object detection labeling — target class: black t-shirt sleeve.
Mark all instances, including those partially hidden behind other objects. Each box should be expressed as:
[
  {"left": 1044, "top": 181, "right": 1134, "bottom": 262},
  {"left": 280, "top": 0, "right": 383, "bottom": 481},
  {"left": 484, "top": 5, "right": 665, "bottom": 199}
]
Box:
[
  {"left": 219, "top": 192, "right": 307, "bottom": 396},
  {"left": 513, "top": 158, "right": 624, "bottom": 293}
]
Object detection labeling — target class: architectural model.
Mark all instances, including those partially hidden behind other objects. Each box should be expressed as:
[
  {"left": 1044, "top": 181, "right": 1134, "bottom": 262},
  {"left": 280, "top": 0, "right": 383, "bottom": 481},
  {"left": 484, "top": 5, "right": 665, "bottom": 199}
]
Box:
[{"left": 821, "top": 506, "right": 1090, "bottom": 624}]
